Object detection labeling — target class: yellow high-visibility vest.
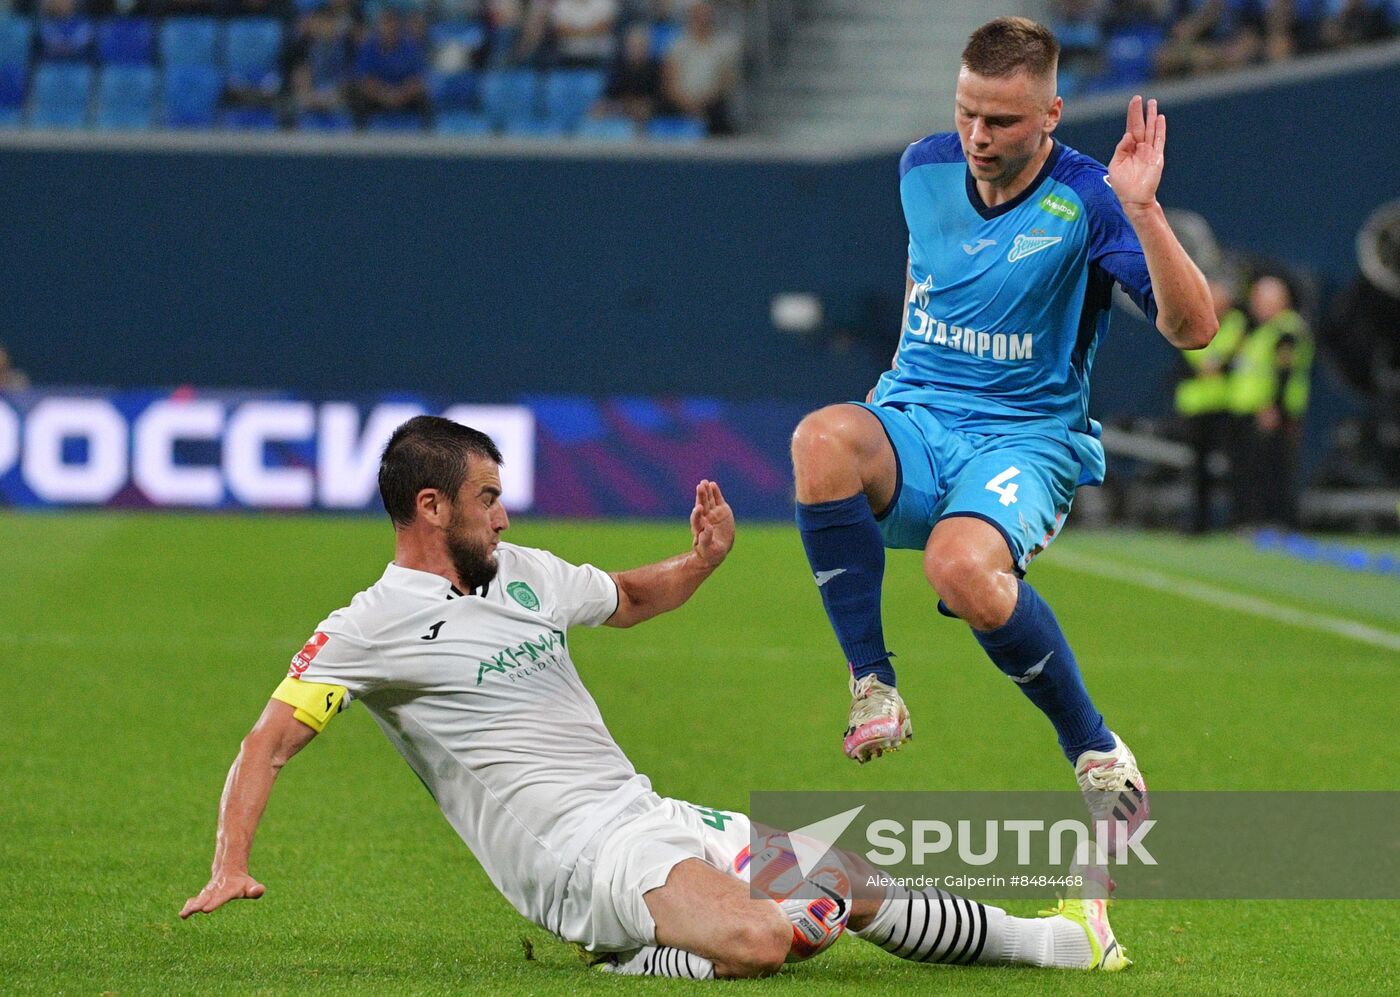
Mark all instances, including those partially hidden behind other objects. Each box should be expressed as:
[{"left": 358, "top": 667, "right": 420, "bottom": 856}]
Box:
[{"left": 1175, "top": 309, "right": 1246, "bottom": 416}]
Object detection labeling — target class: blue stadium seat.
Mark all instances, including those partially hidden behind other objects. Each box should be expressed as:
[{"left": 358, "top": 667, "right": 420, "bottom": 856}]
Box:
[
  {"left": 224, "top": 19, "right": 282, "bottom": 90},
  {"left": 366, "top": 111, "right": 424, "bottom": 132},
  {"left": 97, "top": 18, "right": 156, "bottom": 65},
  {"left": 0, "top": 64, "right": 25, "bottom": 113},
  {"left": 161, "top": 17, "right": 221, "bottom": 68},
  {"left": 94, "top": 64, "right": 157, "bottom": 129},
  {"left": 646, "top": 115, "right": 705, "bottom": 142},
  {"left": 29, "top": 62, "right": 93, "bottom": 129},
  {"left": 1099, "top": 25, "right": 1164, "bottom": 88},
  {"left": 576, "top": 115, "right": 635, "bottom": 141},
  {"left": 0, "top": 14, "right": 32, "bottom": 70},
  {"left": 434, "top": 110, "right": 492, "bottom": 136},
  {"left": 293, "top": 0, "right": 325, "bottom": 12},
  {"left": 163, "top": 64, "right": 222, "bottom": 127},
  {"left": 220, "top": 107, "right": 279, "bottom": 130},
  {"left": 650, "top": 21, "right": 682, "bottom": 58},
  {"left": 298, "top": 109, "right": 353, "bottom": 132},
  {"left": 542, "top": 69, "right": 605, "bottom": 132},
  {"left": 479, "top": 68, "right": 538, "bottom": 127},
  {"left": 427, "top": 68, "right": 479, "bottom": 110},
  {"left": 503, "top": 116, "right": 565, "bottom": 139},
  {"left": 0, "top": 106, "right": 21, "bottom": 128}
]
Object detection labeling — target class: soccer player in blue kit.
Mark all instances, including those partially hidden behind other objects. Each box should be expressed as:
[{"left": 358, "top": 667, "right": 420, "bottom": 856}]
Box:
[{"left": 790, "top": 18, "right": 1217, "bottom": 815}]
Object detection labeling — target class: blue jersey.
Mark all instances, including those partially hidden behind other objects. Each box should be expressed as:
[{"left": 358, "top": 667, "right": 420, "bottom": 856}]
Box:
[{"left": 871, "top": 133, "right": 1156, "bottom": 486}]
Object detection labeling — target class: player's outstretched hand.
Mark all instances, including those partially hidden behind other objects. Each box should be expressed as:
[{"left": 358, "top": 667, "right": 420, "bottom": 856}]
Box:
[
  {"left": 179, "top": 871, "right": 266, "bottom": 919},
  {"left": 1108, "top": 94, "right": 1165, "bottom": 211},
  {"left": 690, "top": 479, "right": 734, "bottom": 568}
]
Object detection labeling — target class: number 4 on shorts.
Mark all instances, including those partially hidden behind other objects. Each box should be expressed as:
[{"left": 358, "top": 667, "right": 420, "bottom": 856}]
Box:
[
  {"left": 985, "top": 466, "right": 1021, "bottom": 506},
  {"left": 689, "top": 805, "right": 732, "bottom": 830}
]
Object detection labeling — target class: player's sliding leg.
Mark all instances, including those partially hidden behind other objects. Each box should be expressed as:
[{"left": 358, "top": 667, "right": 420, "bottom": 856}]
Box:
[
  {"left": 791, "top": 405, "right": 910, "bottom": 762},
  {"left": 924, "top": 517, "right": 1147, "bottom": 826},
  {"left": 609, "top": 858, "right": 791, "bottom": 979},
  {"left": 847, "top": 873, "right": 1130, "bottom": 971}
]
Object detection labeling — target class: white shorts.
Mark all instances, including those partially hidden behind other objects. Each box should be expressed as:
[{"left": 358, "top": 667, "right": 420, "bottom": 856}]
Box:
[{"left": 559, "top": 796, "right": 751, "bottom": 952}]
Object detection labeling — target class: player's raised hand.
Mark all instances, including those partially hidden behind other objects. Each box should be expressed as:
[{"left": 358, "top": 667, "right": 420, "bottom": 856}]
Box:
[
  {"left": 179, "top": 871, "right": 266, "bottom": 919},
  {"left": 1108, "top": 95, "right": 1166, "bottom": 211},
  {"left": 690, "top": 480, "right": 734, "bottom": 568}
]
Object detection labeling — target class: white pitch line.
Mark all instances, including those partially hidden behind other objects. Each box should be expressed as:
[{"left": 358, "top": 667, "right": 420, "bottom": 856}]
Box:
[{"left": 1053, "top": 550, "right": 1400, "bottom": 653}]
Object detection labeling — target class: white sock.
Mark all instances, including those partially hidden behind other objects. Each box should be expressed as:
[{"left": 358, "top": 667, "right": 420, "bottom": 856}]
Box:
[
  {"left": 853, "top": 881, "right": 1005, "bottom": 965},
  {"left": 993, "top": 913, "right": 1094, "bottom": 969},
  {"left": 599, "top": 946, "right": 716, "bottom": 979}
]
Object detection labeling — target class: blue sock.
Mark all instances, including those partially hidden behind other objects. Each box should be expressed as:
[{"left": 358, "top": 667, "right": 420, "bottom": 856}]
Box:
[
  {"left": 795, "top": 494, "right": 896, "bottom": 685},
  {"left": 972, "top": 579, "right": 1114, "bottom": 763}
]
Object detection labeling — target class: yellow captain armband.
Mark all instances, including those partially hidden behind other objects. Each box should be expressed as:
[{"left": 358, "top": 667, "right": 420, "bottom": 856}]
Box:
[{"left": 271, "top": 677, "right": 349, "bottom": 733}]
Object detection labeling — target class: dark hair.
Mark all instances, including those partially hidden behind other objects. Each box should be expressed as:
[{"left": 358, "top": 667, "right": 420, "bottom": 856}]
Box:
[
  {"left": 962, "top": 17, "right": 1059, "bottom": 80},
  {"left": 378, "top": 416, "right": 503, "bottom": 527}
]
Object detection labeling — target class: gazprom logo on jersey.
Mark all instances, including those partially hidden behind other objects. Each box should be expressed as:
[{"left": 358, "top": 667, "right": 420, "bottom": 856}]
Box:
[
  {"left": 0, "top": 390, "right": 535, "bottom": 512},
  {"left": 904, "top": 276, "right": 1033, "bottom": 362}
]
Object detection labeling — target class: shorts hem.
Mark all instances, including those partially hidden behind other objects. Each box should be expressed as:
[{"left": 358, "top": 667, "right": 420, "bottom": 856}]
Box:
[
  {"left": 934, "top": 511, "right": 1027, "bottom": 577},
  {"left": 849, "top": 400, "right": 903, "bottom": 521}
]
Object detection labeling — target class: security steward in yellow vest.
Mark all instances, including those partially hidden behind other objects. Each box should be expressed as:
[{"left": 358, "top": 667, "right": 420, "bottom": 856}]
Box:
[
  {"left": 1175, "top": 276, "right": 1247, "bottom": 532},
  {"left": 1227, "top": 276, "right": 1314, "bottom": 527}
]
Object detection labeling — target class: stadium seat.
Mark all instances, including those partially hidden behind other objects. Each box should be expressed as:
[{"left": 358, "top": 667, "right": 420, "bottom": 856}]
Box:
[
  {"left": 479, "top": 68, "right": 538, "bottom": 128},
  {"left": 163, "top": 64, "right": 222, "bottom": 127},
  {"left": 434, "top": 110, "right": 492, "bottom": 136},
  {"left": 94, "top": 64, "right": 157, "bottom": 130},
  {"left": 224, "top": 19, "right": 283, "bottom": 91},
  {"left": 161, "top": 18, "right": 221, "bottom": 68},
  {"left": 0, "top": 106, "right": 20, "bottom": 128},
  {"left": 0, "top": 14, "right": 32, "bottom": 70},
  {"left": 1099, "top": 25, "right": 1164, "bottom": 88},
  {"left": 293, "top": 0, "right": 326, "bottom": 12},
  {"left": 503, "top": 116, "right": 565, "bottom": 139},
  {"left": 576, "top": 115, "right": 636, "bottom": 141},
  {"left": 650, "top": 20, "right": 682, "bottom": 58},
  {"left": 542, "top": 69, "right": 605, "bottom": 132},
  {"left": 427, "top": 68, "right": 479, "bottom": 111},
  {"left": 646, "top": 115, "right": 705, "bottom": 142},
  {"left": 220, "top": 107, "right": 279, "bottom": 131},
  {"left": 297, "top": 109, "right": 353, "bottom": 132},
  {"left": 28, "top": 62, "right": 93, "bottom": 129},
  {"left": 96, "top": 18, "right": 156, "bottom": 65},
  {"left": 366, "top": 111, "right": 424, "bottom": 132},
  {"left": 0, "top": 64, "right": 25, "bottom": 114}
]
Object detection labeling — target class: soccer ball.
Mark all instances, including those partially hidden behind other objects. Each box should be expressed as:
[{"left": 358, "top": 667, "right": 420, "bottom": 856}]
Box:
[{"left": 733, "top": 832, "right": 852, "bottom": 962}]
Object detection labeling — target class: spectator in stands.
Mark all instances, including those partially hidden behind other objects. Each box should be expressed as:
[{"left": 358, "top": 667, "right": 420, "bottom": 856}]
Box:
[
  {"left": 1320, "top": 0, "right": 1394, "bottom": 49},
  {"left": 0, "top": 345, "right": 29, "bottom": 392},
  {"left": 594, "top": 20, "right": 659, "bottom": 124},
  {"left": 1227, "top": 274, "right": 1314, "bottom": 527},
  {"left": 1155, "top": 0, "right": 1265, "bottom": 78},
  {"left": 544, "top": 0, "right": 619, "bottom": 67},
  {"left": 353, "top": 8, "right": 430, "bottom": 126},
  {"left": 290, "top": 0, "right": 357, "bottom": 118},
  {"left": 484, "top": 0, "right": 536, "bottom": 65},
  {"left": 37, "top": 0, "right": 95, "bottom": 63},
  {"left": 660, "top": 0, "right": 739, "bottom": 135}
]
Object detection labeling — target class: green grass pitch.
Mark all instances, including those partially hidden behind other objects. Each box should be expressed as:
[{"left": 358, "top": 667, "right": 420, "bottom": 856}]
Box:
[{"left": 1, "top": 512, "right": 1396, "bottom": 994}]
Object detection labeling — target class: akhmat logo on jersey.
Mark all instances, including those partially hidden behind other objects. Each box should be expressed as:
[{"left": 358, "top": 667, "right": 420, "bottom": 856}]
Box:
[{"left": 289, "top": 632, "right": 329, "bottom": 677}]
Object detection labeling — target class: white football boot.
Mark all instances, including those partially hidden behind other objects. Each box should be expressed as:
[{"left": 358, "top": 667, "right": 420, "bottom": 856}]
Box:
[{"left": 843, "top": 673, "right": 912, "bottom": 763}]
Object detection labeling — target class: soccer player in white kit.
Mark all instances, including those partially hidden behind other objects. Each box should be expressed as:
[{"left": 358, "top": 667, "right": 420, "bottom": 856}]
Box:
[{"left": 180, "top": 416, "right": 1129, "bottom": 978}]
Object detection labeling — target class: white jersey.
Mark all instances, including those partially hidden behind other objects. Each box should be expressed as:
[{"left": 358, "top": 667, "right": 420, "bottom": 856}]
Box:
[{"left": 288, "top": 544, "right": 660, "bottom": 936}]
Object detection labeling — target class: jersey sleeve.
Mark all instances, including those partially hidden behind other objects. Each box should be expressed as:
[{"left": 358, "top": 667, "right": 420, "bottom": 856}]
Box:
[
  {"left": 510, "top": 546, "right": 620, "bottom": 628},
  {"left": 281, "top": 615, "right": 382, "bottom": 701},
  {"left": 1064, "top": 163, "right": 1159, "bottom": 323}
]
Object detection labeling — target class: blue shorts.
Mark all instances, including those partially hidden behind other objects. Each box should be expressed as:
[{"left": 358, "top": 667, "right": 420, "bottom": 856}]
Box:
[{"left": 854, "top": 401, "right": 1080, "bottom": 572}]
